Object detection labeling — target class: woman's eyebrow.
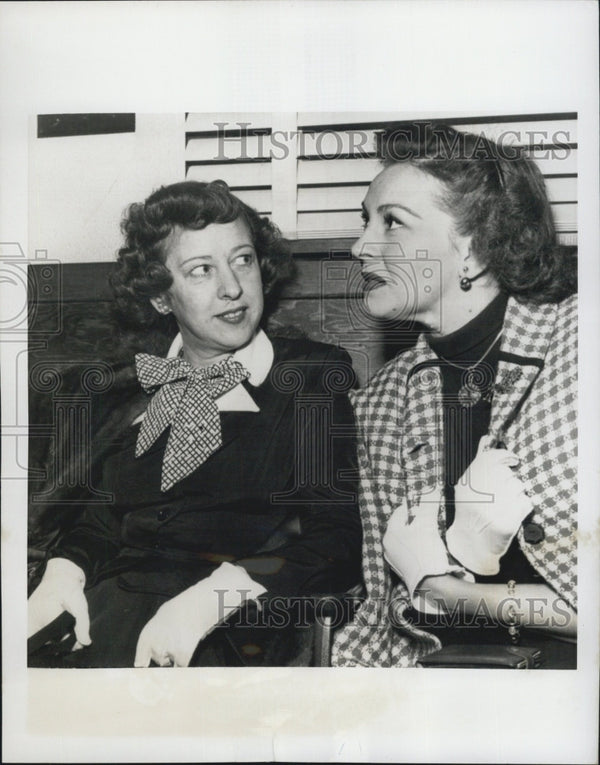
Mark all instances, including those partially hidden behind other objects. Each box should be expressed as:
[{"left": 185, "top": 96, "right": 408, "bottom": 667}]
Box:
[
  {"left": 180, "top": 254, "right": 213, "bottom": 266},
  {"left": 179, "top": 244, "right": 254, "bottom": 266},
  {"left": 377, "top": 202, "right": 422, "bottom": 220}
]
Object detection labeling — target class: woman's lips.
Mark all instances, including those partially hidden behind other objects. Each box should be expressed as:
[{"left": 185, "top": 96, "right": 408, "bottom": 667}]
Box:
[
  {"left": 216, "top": 307, "right": 247, "bottom": 324},
  {"left": 362, "top": 270, "right": 388, "bottom": 291}
]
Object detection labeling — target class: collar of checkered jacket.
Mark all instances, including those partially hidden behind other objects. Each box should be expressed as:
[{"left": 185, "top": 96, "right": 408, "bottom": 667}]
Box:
[{"left": 332, "top": 294, "right": 577, "bottom": 667}]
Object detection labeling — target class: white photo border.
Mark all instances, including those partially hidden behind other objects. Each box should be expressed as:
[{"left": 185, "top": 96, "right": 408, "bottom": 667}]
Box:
[{"left": 1, "top": 2, "right": 599, "bottom": 763}]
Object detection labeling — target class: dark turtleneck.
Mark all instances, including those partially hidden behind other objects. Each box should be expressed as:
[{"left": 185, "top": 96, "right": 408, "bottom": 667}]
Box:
[
  {"left": 427, "top": 291, "right": 539, "bottom": 584},
  {"left": 428, "top": 291, "right": 508, "bottom": 493}
]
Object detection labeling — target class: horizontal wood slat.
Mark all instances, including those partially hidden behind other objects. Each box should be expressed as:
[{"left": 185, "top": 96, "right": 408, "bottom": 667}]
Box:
[
  {"left": 296, "top": 121, "right": 576, "bottom": 159},
  {"left": 186, "top": 162, "right": 272, "bottom": 186},
  {"left": 228, "top": 188, "right": 272, "bottom": 213},
  {"left": 186, "top": 134, "right": 274, "bottom": 162},
  {"left": 296, "top": 112, "right": 578, "bottom": 130},
  {"left": 185, "top": 113, "right": 274, "bottom": 132},
  {"left": 298, "top": 157, "right": 380, "bottom": 185},
  {"left": 532, "top": 148, "right": 577, "bottom": 175}
]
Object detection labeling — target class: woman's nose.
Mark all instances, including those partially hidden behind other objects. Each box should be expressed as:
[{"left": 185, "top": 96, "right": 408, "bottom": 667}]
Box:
[
  {"left": 217, "top": 267, "right": 243, "bottom": 300},
  {"left": 352, "top": 229, "right": 380, "bottom": 262},
  {"left": 351, "top": 230, "right": 369, "bottom": 261},
  {"left": 350, "top": 233, "right": 364, "bottom": 258}
]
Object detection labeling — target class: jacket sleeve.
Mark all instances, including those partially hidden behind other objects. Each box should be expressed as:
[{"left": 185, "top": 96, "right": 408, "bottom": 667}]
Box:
[
  {"left": 48, "top": 501, "right": 123, "bottom": 585},
  {"left": 31, "top": 366, "right": 147, "bottom": 585},
  {"left": 47, "top": 436, "right": 126, "bottom": 583},
  {"left": 234, "top": 347, "right": 363, "bottom": 596}
]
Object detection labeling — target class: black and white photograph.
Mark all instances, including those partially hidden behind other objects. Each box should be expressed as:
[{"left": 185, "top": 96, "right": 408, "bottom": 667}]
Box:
[
  {"left": 1, "top": 2, "right": 599, "bottom": 763},
  {"left": 25, "top": 111, "right": 579, "bottom": 671}
]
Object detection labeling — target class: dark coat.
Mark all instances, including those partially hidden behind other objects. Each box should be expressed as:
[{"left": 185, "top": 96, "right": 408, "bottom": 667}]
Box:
[{"left": 31, "top": 336, "right": 362, "bottom": 602}]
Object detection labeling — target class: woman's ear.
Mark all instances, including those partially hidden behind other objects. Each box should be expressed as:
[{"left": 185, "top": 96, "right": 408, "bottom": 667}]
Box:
[
  {"left": 456, "top": 240, "right": 483, "bottom": 278},
  {"left": 150, "top": 295, "right": 172, "bottom": 315}
]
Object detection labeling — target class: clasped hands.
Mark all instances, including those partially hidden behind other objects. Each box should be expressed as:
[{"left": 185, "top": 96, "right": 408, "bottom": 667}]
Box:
[
  {"left": 383, "top": 436, "right": 533, "bottom": 612},
  {"left": 28, "top": 560, "right": 265, "bottom": 667}
]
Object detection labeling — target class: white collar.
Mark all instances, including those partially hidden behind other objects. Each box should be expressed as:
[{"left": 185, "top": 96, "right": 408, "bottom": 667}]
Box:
[
  {"left": 166, "top": 328, "right": 273, "bottom": 386},
  {"left": 164, "top": 328, "right": 273, "bottom": 412}
]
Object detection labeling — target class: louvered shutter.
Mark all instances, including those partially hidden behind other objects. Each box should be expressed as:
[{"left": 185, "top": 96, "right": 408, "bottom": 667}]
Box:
[{"left": 186, "top": 113, "right": 577, "bottom": 245}]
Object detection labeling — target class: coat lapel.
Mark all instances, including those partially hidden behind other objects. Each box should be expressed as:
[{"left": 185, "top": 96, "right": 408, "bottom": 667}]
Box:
[
  {"left": 400, "top": 337, "right": 443, "bottom": 505},
  {"left": 488, "top": 298, "right": 558, "bottom": 443}
]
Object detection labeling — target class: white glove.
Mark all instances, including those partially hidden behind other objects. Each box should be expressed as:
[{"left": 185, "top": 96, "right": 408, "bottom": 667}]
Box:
[
  {"left": 27, "top": 557, "right": 91, "bottom": 646},
  {"left": 446, "top": 435, "right": 534, "bottom": 576},
  {"left": 383, "top": 489, "right": 472, "bottom": 614},
  {"left": 134, "top": 562, "right": 267, "bottom": 668}
]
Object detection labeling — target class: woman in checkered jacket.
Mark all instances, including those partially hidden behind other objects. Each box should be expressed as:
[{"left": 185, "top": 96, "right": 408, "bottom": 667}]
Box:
[{"left": 333, "top": 124, "right": 578, "bottom": 668}]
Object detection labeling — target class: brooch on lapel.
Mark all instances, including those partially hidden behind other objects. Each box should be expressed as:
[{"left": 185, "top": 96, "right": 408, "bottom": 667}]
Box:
[
  {"left": 493, "top": 367, "right": 523, "bottom": 395},
  {"left": 457, "top": 367, "right": 524, "bottom": 407}
]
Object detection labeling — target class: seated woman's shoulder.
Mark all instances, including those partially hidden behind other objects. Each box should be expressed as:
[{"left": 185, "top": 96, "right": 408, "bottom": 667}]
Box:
[
  {"left": 349, "top": 347, "right": 420, "bottom": 413},
  {"left": 269, "top": 335, "right": 357, "bottom": 395},
  {"left": 552, "top": 292, "right": 578, "bottom": 345},
  {"left": 559, "top": 291, "right": 578, "bottom": 316},
  {"left": 270, "top": 334, "right": 352, "bottom": 365}
]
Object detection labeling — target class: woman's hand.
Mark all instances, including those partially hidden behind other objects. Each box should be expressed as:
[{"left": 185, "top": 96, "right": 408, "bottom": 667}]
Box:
[
  {"left": 134, "top": 562, "right": 266, "bottom": 668},
  {"left": 27, "top": 557, "right": 91, "bottom": 647},
  {"left": 447, "top": 435, "right": 533, "bottom": 575},
  {"left": 383, "top": 489, "right": 473, "bottom": 614}
]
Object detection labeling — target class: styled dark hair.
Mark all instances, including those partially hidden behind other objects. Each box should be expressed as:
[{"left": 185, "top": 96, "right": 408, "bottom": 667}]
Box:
[
  {"left": 377, "top": 123, "right": 576, "bottom": 303},
  {"left": 110, "top": 180, "right": 295, "bottom": 328}
]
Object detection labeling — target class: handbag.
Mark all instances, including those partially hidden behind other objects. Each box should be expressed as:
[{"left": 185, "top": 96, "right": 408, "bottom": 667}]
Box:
[{"left": 417, "top": 643, "right": 542, "bottom": 669}]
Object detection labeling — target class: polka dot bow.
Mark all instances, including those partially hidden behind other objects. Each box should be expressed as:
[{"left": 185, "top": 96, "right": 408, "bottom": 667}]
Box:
[{"left": 135, "top": 353, "right": 250, "bottom": 492}]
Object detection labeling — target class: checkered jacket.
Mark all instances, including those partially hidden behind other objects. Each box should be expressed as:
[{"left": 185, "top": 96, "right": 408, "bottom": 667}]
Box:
[{"left": 332, "top": 295, "right": 577, "bottom": 667}]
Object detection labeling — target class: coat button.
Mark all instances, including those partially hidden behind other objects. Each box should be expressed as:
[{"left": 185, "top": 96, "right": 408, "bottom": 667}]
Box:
[
  {"left": 523, "top": 522, "right": 545, "bottom": 544},
  {"left": 157, "top": 509, "right": 168, "bottom": 521}
]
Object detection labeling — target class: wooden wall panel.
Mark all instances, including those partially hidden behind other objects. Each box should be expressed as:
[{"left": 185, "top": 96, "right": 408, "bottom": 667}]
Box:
[{"left": 30, "top": 256, "right": 363, "bottom": 303}]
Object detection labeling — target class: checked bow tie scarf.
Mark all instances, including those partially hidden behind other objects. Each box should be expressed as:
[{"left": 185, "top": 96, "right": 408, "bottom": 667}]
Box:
[{"left": 135, "top": 353, "right": 250, "bottom": 492}]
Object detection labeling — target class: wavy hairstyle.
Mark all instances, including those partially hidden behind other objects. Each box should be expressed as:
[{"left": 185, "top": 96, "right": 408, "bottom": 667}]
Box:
[
  {"left": 377, "top": 123, "right": 576, "bottom": 303},
  {"left": 110, "top": 180, "right": 295, "bottom": 328}
]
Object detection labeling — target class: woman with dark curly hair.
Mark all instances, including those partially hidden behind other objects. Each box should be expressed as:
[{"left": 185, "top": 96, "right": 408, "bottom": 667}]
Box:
[
  {"left": 332, "top": 124, "right": 578, "bottom": 669},
  {"left": 28, "top": 180, "right": 361, "bottom": 667},
  {"left": 111, "top": 180, "right": 294, "bottom": 331}
]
